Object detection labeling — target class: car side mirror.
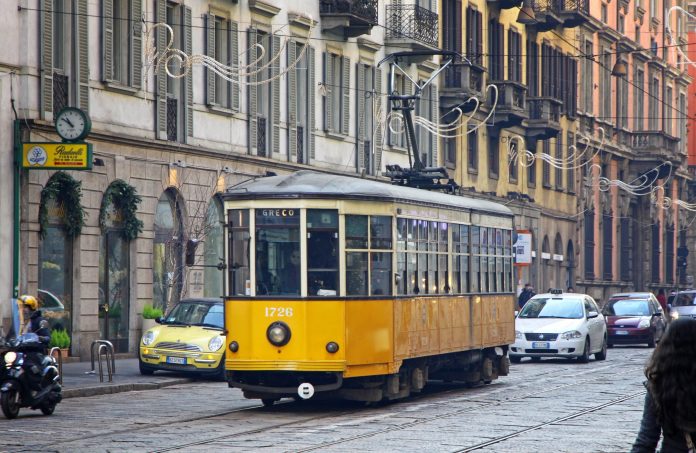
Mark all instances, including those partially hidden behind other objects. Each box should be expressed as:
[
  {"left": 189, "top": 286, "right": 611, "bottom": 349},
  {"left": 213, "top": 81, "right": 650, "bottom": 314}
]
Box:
[
  {"left": 587, "top": 311, "right": 599, "bottom": 319},
  {"left": 155, "top": 316, "right": 163, "bottom": 324},
  {"left": 514, "top": 310, "right": 519, "bottom": 317}
]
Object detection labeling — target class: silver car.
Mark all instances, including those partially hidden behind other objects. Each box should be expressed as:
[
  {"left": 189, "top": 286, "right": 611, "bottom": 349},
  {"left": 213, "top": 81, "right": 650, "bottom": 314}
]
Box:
[{"left": 667, "top": 290, "right": 696, "bottom": 321}]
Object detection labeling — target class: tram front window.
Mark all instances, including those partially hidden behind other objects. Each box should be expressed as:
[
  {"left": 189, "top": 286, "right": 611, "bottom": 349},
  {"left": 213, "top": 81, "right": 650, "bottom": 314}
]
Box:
[{"left": 255, "top": 209, "right": 300, "bottom": 296}]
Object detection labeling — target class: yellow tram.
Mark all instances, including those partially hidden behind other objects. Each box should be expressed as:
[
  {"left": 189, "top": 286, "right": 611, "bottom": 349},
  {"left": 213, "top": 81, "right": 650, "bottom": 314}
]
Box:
[{"left": 221, "top": 171, "right": 515, "bottom": 405}]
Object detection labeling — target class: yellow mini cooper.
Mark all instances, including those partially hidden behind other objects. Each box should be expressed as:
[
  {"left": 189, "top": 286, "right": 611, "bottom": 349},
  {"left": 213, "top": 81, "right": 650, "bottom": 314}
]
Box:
[{"left": 139, "top": 298, "right": 225, "bottom": 378}]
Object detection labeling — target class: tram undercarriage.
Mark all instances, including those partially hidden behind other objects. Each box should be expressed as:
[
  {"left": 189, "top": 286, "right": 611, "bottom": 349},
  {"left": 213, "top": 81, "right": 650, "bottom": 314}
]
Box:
[{"left": 228, "top": 347, "right": 511, "bottom": 405}]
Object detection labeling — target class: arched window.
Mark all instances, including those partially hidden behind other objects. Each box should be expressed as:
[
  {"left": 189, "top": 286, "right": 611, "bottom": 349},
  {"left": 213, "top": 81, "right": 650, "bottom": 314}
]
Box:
[
  {"left": 542, "top": 235, "right": 551, "bottom": 290},
  {"left": 38, "top": 198, "right": 73, "bottom": 337},
  {"left": 98, "top": 188, "right": 130, "bottom": 353},
  {"left": 567, "top": 240, "right": 575, "bottom": 290},
  {"left": 204, "top": 198, "right": 224, "bottom": 297},
  {"left": 554, "top": 233, "right": 563, "bottom": 292},
  {"left": 153, "top": 189, "right": 185, "bottom": 312}
]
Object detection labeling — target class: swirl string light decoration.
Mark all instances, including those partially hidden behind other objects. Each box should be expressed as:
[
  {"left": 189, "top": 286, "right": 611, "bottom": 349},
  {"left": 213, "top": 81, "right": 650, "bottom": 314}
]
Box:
[
  {"left": 666, "top": 6, "right": 696, "bottom": 69},
  {"left": 143, "top": 17, "right": 315, "bottom": 86},
  {"left": 507, "top": 127, "right": 605, "bottom": 171}
]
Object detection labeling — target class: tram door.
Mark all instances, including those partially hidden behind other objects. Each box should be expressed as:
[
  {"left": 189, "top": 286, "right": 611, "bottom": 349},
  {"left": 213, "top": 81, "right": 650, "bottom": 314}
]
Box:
[{"left": 307, "top": 210, "right": 339, "bottom": 296}]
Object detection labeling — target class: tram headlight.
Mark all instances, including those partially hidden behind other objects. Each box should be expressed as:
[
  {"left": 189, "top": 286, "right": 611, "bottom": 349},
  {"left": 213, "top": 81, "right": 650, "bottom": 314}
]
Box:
[
  {"left": 266, "top": 321, "right": 291, "bottom": 347},
  {"left": 142, "top": 331, "right": 156, "bottom": 346},
  {"left": 208, "top": 336, "right": 223, "bottom": 352}
]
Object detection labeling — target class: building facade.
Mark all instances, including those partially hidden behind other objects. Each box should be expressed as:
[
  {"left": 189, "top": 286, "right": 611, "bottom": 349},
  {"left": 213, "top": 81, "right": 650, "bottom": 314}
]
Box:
[{"left": 0, "top": 0, "right": 691, "bottom": 358}]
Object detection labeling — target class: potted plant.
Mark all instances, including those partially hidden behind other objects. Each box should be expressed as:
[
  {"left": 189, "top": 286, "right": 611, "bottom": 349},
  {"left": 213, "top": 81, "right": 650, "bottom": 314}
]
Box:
[
  {"left": 49, "top": 328, "right": 71, "bottom": 358},
  {"left": 142, "top": 304, "right": 163, "bottom": 332}
]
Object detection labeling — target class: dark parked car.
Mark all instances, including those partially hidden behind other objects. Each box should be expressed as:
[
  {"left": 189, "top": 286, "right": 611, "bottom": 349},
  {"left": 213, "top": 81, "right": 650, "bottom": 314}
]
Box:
[{"left": 602, "top": 292, "right": 666, "bottom": 348}]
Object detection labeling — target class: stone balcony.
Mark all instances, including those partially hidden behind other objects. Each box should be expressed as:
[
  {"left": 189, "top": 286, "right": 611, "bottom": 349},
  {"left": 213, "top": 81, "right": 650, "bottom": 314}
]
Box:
[
  {"left": 320, "top": 0, "right": 378, "bottom": 38},
  {"left": 557, "top": 0, "right": 590, "bottom": 27},
  {"left": 440, "top": 63, "right": 486, "bottom": 118},
  {"left": 488, "top": 80, "right": 528, "bottom": 129},
  {"left": 525, "top": 97, "right": 562, "bottom": 141}
]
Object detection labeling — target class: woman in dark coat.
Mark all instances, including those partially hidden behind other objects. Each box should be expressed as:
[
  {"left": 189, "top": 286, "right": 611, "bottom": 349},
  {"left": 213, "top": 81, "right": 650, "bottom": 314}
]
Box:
[{"left": 630, "top": 318, "right": 696, "bottom": 452}]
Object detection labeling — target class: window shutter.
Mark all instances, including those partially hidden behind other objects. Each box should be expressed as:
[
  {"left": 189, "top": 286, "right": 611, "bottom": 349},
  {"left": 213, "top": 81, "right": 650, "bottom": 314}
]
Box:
[
  {"left": 76, "top": 0, "right": 89, "bottom": 111},
  {"left": 342, "top": 57, "right": 350, "bottom": 135},
  {"left": 308, "top": 47, "right": 316, "bottom": 160},
  {"left": 101, "top": 0, "right": 113, "bottom": 83},
  {"left": 205, "top": 14, "right": 216, "bottom": 106},
  {"left": 38, "top": 1, "right": 53, "bottom": 120},
  {"left": 288, "top": 41, "right": 297, "bottom": 159},
  {"left": 324, "top": 52, "right": 333, "bottom": 132},
  {"left": 476, "top": 12, "right": 483, "bottom": 66},
  {"left": 184, "top": 6, "right": 193, "bottom": 138},
  {"left": 431, "top": 85, "right": 438, "bottom": 166},
  {"left": 230, "top": 21, "right": 239, "bottom": 111},
  {"left": 247, "top": 28, "right": 258, "bottom": 154},
  {"left": 356, "top": 63, "right": 365, "bottom": 172},
  {"left": 155, "top": 0, "right": 167, "bottom": 140},
  {"left": 131, "top": 0, "right": 142, "bottom": 89},
  {"left": 455, "top": 0, "right": 462, "bottom": 55},
  {"left": 374, "top": 68, "right": 383, "bottom": 168},
  {"left": 272, "top": 35, "right": 281, "bottom": 155}
]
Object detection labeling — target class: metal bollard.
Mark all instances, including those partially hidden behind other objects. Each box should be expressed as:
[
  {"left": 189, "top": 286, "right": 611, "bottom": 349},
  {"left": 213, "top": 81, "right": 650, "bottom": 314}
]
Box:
[
  {"left": 90, "top": 340, "right": 116, "bottom": 374},
  {"left": 97, "top": 344, "right": 113, "bottom": 382},
  {"left": 48, "top": 347, "right": 63, "bottom": 385}
]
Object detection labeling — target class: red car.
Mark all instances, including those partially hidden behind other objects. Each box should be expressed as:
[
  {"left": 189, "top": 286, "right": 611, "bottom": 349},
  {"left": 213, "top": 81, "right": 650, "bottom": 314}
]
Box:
[{"left": 602, "top": 293, "right": 667, "bottom": 348}]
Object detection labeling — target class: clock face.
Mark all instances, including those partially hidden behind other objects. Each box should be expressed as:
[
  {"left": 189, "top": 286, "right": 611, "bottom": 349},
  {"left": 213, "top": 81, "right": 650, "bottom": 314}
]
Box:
[{"left": 55, "top": 108, "right": 90, "bottom": 141}]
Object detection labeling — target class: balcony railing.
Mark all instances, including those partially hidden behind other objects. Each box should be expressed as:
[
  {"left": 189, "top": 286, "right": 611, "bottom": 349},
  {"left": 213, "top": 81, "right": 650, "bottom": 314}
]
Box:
[
  {"left": 529, "top": 0, "right": 563, "bottom": 31},
  {"left": 489, "top": 80, "right": 528, "bottom": 128},
  {"left": 631, "top": 131, "right": 679, "bottom": 155},
  {"left": 526, "top": 97, "right": 561, "bottom": 140},
  {"left": 528, "top": 97, "right": 561, "bottom": 122},
  {"left": 320, "top": 0, "right": 377, "bottom": 37},
  {"left": 441, "top": 63, "right": 485, "bottom": 114},
  {"left": 166, "top": 98, "right": 178, "bottom": 142},
  {"left": 386, "top": 4, "right": 439, "bottom": 48},
  {"left": 53, "top": 72, "right": 69, "bottom": 121},
  {"left": 557, "top": 0, "right": 590, "bottom": 27}
]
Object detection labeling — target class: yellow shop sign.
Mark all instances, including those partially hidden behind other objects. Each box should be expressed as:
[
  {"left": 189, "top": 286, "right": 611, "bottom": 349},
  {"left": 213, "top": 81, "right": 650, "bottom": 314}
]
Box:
[{"left": 22, "top": 142, "right": 93, "bottom": 170}]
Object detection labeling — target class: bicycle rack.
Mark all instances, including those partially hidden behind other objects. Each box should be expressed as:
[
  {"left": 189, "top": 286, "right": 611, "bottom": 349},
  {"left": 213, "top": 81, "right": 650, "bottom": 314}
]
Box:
[
  {"left": 48, "top": 347, "right": 63, "bottom": 385},
  {"left": 88, "top": 340, "right": 115, "bottom": 382}
]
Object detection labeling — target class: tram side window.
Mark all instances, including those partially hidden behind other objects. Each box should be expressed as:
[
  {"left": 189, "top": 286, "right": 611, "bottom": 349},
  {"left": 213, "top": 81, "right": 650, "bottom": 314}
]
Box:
[
  {"left": 438, "top": 222, "right": 449, "bottom": 293},
  {"left": 396, "top": 218, "right": 408, "bottom": 295},
  {"left": 480, "top": 228, "right": 488, "bottom": 293},
  {"left": 504, "top": 229, "right": 512, "bottom": 292},
  {"left": 255, "top": 209, "right": 300, "bottom": 296},
  {"left": 346, "top": 216, "right": 368, "bottom": 295},
  {"left": 471, "top": 226, "right": 480, "bottom": 292},
  {"left": 228, "top": 209, "right": 250, "bottom": 296},
  {"left": 345, "top": 215, "right": 393, "bottom": 296},
  {"left": 461, "top": 225, "right": 470, "bottom": 293},
  {"left": 307, "top": 210, "right": 339, "bottom": 296},
  {"left": 370, "top": 216, "right": 392, "bottom": 296}
]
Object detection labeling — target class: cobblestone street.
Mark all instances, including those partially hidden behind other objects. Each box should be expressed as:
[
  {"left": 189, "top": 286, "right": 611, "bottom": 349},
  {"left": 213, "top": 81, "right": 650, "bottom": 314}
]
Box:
[{"left": 1, "top": 346, "right": 652, "bottom": 452}]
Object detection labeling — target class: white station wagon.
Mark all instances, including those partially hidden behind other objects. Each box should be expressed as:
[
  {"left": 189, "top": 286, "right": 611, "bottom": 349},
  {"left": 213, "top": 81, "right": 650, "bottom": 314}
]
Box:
[{"left": 510, "top": 290, "right": 608, "bottom": 363}]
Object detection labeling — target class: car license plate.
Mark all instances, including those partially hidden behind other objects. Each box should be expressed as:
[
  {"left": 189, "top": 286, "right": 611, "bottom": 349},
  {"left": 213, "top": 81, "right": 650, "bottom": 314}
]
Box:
[
  {"left": 532, "top": 342, "right": 550, "bottom": 349},
  {"left": 166, "top": 356, "right": 186, "bottom": 365},
  {"left": 615, "top": 330, "right": 629, "bottom": 335}
]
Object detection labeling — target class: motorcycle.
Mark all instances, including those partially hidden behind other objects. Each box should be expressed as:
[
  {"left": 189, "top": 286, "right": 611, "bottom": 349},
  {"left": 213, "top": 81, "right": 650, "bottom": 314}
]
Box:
[{"left": 0, "top": 333, "right": 62, "bottom": 419}]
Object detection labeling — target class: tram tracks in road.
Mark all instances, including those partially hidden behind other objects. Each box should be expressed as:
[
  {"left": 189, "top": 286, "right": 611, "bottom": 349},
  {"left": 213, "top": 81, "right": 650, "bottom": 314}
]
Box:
[
  {"left": 150, "top": 362, "right": 645, "bottom": 452},
  {"left": 16, "top": 355, "right": 647, "bottom": 451}
]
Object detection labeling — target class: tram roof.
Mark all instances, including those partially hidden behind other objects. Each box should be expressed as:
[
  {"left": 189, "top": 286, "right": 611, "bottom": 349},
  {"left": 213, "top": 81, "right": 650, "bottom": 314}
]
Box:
[{"left": 222, "top": 171, "right": 513, "bottom": 216}]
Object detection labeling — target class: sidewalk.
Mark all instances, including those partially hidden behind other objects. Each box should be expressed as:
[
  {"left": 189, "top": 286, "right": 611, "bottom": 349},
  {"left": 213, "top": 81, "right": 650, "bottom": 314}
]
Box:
[{"left": 58, "top": 358, "right": 194, "bottom": 399}]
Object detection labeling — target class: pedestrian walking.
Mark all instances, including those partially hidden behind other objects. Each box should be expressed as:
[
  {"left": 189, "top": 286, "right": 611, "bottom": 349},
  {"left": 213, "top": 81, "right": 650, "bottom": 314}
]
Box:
[
  {"left": 629, "top": 318, "right": 696, "bottom": 452},
  {"left": 656, "top": 289, "right": 668, "bottom": 314},
  {"left": 518, "top": 283, "right": 535, "bottom": 309}
]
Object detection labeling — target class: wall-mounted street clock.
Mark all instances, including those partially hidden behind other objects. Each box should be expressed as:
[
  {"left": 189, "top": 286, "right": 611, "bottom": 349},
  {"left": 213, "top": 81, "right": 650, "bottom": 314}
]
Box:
[{"left": 55, "top": 107, "right": 91, "bottom": 142}]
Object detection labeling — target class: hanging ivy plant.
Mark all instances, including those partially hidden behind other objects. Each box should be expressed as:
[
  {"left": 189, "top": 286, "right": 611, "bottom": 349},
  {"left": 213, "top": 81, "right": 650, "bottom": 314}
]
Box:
[
  {"left": 39, "top": 171, "right": 86, "bottom": 239},
  {"left": 99, "top": 179, "right": 144, "bottom": 240}
]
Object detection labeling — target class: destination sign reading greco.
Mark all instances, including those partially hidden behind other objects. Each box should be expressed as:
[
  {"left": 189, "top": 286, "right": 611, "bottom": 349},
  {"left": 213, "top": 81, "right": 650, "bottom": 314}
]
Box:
[
  {"left": 22, "top": 143, "right": 93, "bottom": 170},
  {"left": 256, "top": 208, "right": 300, "bottom": 225}
]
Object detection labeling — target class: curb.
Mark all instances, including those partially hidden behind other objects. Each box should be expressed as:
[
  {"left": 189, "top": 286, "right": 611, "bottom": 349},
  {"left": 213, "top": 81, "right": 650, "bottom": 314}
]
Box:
[{"left": 62, "top": 378, "right": 193, "bottom": 399}]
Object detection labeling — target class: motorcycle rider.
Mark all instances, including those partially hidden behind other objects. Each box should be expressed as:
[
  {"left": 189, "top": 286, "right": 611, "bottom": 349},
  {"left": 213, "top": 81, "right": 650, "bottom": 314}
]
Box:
[
  {"left": 17, "top": 295, "right": 51, "bottom": 390},
  {"left": 18, "top": 294, "right": 51, "bottom": 346}
]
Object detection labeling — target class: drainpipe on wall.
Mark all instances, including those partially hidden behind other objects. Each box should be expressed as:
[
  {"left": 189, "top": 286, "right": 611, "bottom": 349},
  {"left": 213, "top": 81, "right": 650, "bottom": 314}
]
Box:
[{"left": 13, "top": 119, "right": 21, "bottom": 299}]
